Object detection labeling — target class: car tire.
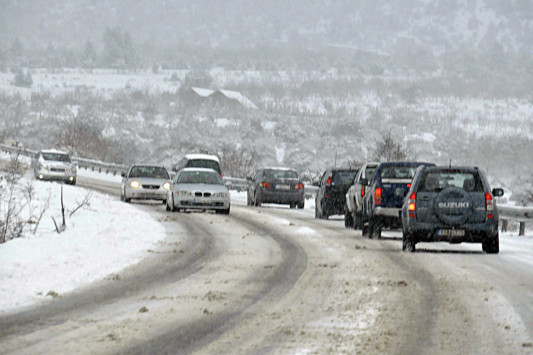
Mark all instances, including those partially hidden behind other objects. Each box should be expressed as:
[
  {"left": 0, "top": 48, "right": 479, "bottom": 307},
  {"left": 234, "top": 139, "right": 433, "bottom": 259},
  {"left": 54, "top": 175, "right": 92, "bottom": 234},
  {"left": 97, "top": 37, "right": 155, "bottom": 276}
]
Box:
[
  {"left": 290, "top": 202, "right": 296, "bottom": 209},
  {"left": 315, "top": 204, "right": 320, "bottom": 219},
  {"left": 297, "top": 201, "right": 305, "bottom": 209},
  {"left": 353, "top": 212, "right": 362, "bottom": 230},
  {"left": 344, "top": 208, "right": 354, "bottom": 228},
  {"left": 321, "top": 204, "right": 329, "bottom": 219},
  {"left": 482, "top": 233, "right": 499, "bottom": 254},
  {"left": 247, "top": 192, "right": 252, "bottom": 206},
  {"left": 403, "top": 232, "right": 416, "bottom": 252},
  {"left": 123, "top": 189, "right": 131, "bottom": 203},
  {"left": 217, "top": 205, "right": 230, "bottom": 215},
  {"left": 255, "top": 192, "right": 262, "bottom": 207},
  {"left": 367, "top": 217, "right": 376, "bottom": 238}
]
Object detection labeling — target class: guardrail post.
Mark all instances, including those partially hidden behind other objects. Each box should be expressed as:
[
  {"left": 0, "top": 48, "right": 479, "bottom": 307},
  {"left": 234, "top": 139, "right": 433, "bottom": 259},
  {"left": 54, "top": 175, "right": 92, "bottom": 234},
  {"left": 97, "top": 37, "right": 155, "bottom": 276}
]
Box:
[
  {"left": 519, "top": 222, "right": 526, "bottom": 236},
  {"left": 501, "top": 219, "right": 508, "bottom": 232}
]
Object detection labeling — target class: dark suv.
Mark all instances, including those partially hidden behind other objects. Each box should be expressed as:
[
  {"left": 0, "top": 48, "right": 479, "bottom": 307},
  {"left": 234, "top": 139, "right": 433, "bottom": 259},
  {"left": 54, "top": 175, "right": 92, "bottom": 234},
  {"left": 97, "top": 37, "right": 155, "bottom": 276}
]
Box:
[
  {"left": 315, "top": 167, "right": 359, "bottom": 219},
  {"left": 247, "top": 168, "right": 305, "bottom": 208},
  {"left": 362, "top": 161, "right": 435, "bottom": 238},
  {"left": 401, "top": 166, "right": 504, "bottom": 253}
]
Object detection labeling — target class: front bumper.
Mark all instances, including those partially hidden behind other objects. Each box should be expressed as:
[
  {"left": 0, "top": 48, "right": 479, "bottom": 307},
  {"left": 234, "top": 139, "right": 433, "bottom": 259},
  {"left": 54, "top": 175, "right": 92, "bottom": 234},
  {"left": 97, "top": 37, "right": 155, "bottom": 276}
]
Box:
[
  {"left": 35, "top": 169, "right": 76, "bottom": 182},
  {"left": 174, "top": 196, "right": 230, "bottom": 210},
  {"left": 125, "top": 187, "right": 167, "bottom": 200}
]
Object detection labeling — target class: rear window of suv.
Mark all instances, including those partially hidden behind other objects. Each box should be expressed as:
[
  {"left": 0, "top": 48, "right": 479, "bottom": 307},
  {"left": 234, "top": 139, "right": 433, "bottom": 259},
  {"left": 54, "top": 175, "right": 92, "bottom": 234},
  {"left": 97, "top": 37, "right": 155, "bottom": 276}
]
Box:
[{"left": 418, "top": 170, "right": 484, "bottom": 192}]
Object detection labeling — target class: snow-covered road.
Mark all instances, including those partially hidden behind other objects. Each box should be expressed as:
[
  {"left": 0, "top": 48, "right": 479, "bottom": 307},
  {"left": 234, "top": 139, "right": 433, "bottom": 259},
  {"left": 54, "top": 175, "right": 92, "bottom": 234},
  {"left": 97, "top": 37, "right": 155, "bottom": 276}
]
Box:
[{"left": 0, "top": 170, "right": 532, "bottom": 354}]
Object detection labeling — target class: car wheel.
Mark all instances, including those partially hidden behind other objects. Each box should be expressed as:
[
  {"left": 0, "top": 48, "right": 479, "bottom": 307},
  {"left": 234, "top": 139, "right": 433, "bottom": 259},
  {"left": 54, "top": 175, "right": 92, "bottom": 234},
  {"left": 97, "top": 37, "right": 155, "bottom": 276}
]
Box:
[
  {"left": 368, "top": 217, "right": 381, "bottom": 238},
  {"left": 166, "top": 200, "right": 171, "bottom": 211},
  {"left": 315, "top": 204, "right": 319, "bottom": 218},
  {"left": 322, "top": 204, "right": 329, "bottom": 219},
  {"left": 123, "top": 188, "right": 131, "bottom": 203},
  {"left": 290, "top": 202, "right": 296, "bottom": 209},
  {"left": 297, "top": 201, "right": 305, "bottom": 209},
  {"left": 255, "top": 192, "right": 262, "bottom": 207},
  {"left": 482, "top": 233, "right": 499, "bottom": 254},
  {"left": 403, "top": 232, "right": 416, "bottom": 252},
  {"left": 344, "top": 208, "right": 354, "bottom": 228},
  {"left": 247, "top": 191, "right": 252, "bottom": 206},
  {"left": 353, "top": 212, "right": 362, "bottom": 230}
]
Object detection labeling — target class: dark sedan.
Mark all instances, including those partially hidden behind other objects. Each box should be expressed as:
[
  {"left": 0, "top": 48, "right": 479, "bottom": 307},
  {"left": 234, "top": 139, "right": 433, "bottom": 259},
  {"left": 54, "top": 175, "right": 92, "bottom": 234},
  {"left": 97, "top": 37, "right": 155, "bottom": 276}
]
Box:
[{"left": 247, "top": 168, "right": 305, "bottom": 209}]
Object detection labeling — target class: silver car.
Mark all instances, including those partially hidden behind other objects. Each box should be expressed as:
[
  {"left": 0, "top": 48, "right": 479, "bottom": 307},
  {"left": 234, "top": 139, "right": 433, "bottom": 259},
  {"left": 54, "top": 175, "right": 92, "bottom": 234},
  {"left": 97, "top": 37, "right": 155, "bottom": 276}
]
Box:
[
  {"left": 166, "top": 168, "right": 230, "bottom": 214},
  {"left": 121, "top": 164, "right": 171, "bottom": 203},
  {"left": 32, "top": 149, "right": 77, "bottom": 185}
]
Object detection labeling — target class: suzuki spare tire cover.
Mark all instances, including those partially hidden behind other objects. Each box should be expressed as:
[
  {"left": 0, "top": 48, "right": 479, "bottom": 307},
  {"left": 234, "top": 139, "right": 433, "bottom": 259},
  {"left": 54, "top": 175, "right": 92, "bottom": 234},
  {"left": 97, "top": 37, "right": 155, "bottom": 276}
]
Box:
[{"left": 434, "top": 187, "right": 473, "bottom": 225}]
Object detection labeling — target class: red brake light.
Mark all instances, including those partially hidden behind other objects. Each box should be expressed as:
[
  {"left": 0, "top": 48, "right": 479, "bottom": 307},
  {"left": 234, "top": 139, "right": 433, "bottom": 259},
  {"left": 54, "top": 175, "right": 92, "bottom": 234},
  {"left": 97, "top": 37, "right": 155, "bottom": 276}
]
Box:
[
  {"left": 407, "top": 183, "right": 411, "bottom": 188},
  {"left": 326, "top": 176, "right": 332, "bottom": 186},
  {"left": 408, "top": 192, "right": 416, "bottom": 212},
  {"left": 261, "top": 181, "right": 272, "bottom": 188},
  {"left": 374, "top": 187, "right": 382, "bottom": 205},
  {"left": 485, "top": 192, "right": 494, "bottom": 217},
  {"left": 361, "top": 185, "right": 365, "bottom": 198},
  {"left": 294, "top": 183, "right": 304, "bottom": 190}
]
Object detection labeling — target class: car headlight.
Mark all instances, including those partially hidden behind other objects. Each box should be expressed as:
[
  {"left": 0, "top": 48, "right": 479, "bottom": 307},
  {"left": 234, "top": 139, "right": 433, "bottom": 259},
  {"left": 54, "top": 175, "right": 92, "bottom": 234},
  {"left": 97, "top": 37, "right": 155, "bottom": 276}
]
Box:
[
  {"left": 130, "top": 180, "right": 141, "bottom": 188},
  {"left": 176, "top": 190, "right": 192, "bottom": 196},
  {"left": 213, "top": 192, "right": 228, "bottom": 198},
  {"left": 163, "top": 182, "right": 171, "bottom": 190}
]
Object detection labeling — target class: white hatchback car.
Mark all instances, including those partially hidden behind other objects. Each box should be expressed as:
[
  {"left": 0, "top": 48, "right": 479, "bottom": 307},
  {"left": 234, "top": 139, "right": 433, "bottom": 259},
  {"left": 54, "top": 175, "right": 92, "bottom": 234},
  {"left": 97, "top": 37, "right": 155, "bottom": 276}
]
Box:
[
  {"left": 166, "top": 168, "right": 230, "bottom": 214},
  {"left": 32, "top": 149, "right": 77, "bottom": 185},
  {"left": 121, "top": 164, "right": 171, "bottom": 203}
]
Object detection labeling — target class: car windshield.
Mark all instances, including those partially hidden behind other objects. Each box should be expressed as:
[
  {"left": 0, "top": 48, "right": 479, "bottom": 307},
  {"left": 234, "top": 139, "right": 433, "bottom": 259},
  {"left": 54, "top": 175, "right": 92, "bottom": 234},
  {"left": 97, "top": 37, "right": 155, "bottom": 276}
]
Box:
[
  {"left": 186, "top": 160, "right": 221, "bottom": 174},
  {"left": 419, "top": 170, "right": 483, "bottom": 192},
  {"left": 380, "top": 166, "right": 418, "bottom": 179},
  {"left": 42, "top": 153, "right": 71, "bottom": 162},
  {"left": 333, "top": 171, "right": 358, "bottom": 185},
  {"left": 264, "top": 169, "right": 298, "bottom": 180},
  {"left": 129, "top": 166, "right": 169, "bottom": 179},
  {"left": 177, "top": 171, "right": 224, "bottom": 185}
]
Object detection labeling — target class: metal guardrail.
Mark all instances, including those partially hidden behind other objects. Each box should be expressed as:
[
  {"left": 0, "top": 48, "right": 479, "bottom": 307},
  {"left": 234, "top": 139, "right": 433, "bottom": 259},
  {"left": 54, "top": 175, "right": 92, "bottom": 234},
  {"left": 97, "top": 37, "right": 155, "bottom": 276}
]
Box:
[{"left": 499, "top": 205, "right": 533, "bottom": 236}]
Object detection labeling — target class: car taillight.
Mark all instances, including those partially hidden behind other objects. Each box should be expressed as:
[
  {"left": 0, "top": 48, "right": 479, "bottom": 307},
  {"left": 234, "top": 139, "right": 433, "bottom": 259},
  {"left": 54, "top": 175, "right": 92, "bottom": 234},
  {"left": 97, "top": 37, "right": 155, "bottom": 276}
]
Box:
[
  {"left": 361, "top": 185, "right": 365, "bottom": 198},
  {"left": 408, "top": 192, "right": 416, "bottom": 218},
  {"left": 374, "top": 187, "right": 382, "bottom": 205},
  {"left": 326, "top": 175, "right": 332, "bottom": 186},
  {"left": 485, "top": 192, "right": 494, "bottom": 218},
  {"left": 261, "top": 182, "right": 272, "bottom": 188},
  {"left": 294, "top": 183, "right": 304, "bottom": 190}
]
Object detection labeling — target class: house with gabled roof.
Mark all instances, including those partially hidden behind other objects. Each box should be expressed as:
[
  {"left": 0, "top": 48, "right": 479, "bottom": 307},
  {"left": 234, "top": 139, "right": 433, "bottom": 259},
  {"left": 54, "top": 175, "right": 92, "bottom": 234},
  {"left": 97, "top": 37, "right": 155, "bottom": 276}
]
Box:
[{"left": 178, "top": 86, "right": 258, "bottom": 110}]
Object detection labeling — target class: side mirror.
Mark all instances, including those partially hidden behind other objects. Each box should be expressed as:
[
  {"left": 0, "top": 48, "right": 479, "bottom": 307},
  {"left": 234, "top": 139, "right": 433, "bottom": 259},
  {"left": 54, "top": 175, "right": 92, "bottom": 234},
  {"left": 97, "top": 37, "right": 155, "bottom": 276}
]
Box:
[
  {"left": 121, "top": 172, "right": 126, "bottom": 178},
  {"left": 492, "top": 188, "right": 504, "bottom": 197}
]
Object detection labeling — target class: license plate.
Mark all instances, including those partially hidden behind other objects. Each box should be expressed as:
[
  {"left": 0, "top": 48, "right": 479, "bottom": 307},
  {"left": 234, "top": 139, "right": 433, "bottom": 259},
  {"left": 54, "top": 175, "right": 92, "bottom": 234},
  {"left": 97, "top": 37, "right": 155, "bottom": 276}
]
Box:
[
  {"left": 276, "top": 184, "right": 290, "bottom": 190},
  {"left": 437, "top": 229, "right": 465, "bottom": 237}
]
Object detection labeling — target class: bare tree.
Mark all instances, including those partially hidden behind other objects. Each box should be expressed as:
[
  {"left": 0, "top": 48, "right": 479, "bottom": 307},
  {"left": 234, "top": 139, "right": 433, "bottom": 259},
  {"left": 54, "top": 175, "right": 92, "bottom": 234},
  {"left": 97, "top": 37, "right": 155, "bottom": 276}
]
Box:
[
  {"left": 218, "top": 144, "right": 259, "bottom": 178},
  {"left": 368, "top": 131, "right": 411, "bottom": 162}
]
